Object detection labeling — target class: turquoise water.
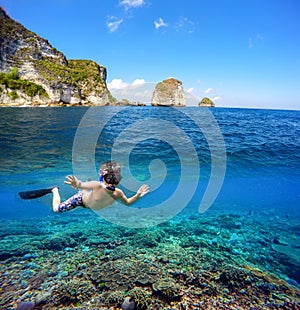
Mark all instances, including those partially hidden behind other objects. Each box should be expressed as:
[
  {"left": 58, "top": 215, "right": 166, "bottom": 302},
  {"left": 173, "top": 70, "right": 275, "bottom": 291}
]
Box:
[
  {"left": 0, "top": 107, "right": 299, "bottom": 218},
  {"left": 0, "top": 107, "right": 299, "bottom": 308}
]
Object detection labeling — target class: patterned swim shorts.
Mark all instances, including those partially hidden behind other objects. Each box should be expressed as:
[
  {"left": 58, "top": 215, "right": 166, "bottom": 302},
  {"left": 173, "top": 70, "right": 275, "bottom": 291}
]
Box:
[{"left": 57, "top": 191, "right": 86, "bottom": 212}]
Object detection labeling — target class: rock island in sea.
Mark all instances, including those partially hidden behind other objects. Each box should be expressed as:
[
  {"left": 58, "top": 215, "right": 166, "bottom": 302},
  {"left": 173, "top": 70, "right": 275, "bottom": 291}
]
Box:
[
  {"left": 199, "top": 97, "right": 215, "bottom": 107},
  {"left": 151, "top": 78, "right": 186, "bottom": 107}
]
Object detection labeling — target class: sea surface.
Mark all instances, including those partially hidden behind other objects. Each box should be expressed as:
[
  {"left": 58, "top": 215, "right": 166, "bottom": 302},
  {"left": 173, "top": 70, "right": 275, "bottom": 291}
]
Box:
[{"left": 0, "top": 106, "right": 299, "bottom": 308}]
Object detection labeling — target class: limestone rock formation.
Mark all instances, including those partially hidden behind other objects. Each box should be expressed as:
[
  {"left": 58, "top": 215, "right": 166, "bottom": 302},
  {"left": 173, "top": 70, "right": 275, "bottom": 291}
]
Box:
[
  {"left": 0, "top": 7, "right": 114, "bottom": 106},
  {"left": 199, "top": 97, "right": 215, "bottom": 107},
  {"left": 151, "top": 78, "right": 186, "bottom": 107}
]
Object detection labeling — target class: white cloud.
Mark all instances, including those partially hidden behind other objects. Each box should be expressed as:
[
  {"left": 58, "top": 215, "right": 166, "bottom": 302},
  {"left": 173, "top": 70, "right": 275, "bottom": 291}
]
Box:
[
  {"left": 154, "top": 17, "right": 168, "bottom": 30},
  {"left": 120, "top": 0, "right": 145, "bottom": 9},
  {"left": 213, "top": 96, "right": 222, "bottom": 101},
  {"left": 132, "top": 79, "right": 146, "bottom": 86},
  {"left": 204, "top": 87, "right": 214, "bottom": 94},
  {"left": 107, "top": 79, "right": 129, "bottom": 90},
  {"left": 175, "top": 17, "right": 196, "bottom": 33},
  {"left": 107, "top": 16, "right": 123, "bottom": 32},
  {"left": 108, "top": 79, "right": 156, "bottom": 103},
  {"left": 108, "top": 78, "right": 146, "bottom": 90},
  {"left": 187, "top": 88, "right": 194, "bottom": 93}
]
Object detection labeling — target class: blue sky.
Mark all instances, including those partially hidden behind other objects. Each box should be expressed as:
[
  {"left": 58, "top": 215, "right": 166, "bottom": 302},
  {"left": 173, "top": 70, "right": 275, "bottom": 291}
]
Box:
[{"left": 1, "top": 0, "right": 300, "bottom": 109}]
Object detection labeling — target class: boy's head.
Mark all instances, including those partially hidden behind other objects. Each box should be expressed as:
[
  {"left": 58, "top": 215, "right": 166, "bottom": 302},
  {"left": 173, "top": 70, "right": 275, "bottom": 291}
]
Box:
[{"left": 99, "top": 161, "right": 122, "bottom": 185}]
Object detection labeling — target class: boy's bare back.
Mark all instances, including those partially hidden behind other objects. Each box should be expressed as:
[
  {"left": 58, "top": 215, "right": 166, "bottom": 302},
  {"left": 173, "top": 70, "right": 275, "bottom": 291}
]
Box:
[
  {"left": 52, "top": 163, "right": 149, "bottom": 213},
  {"left": 65, "top": 175, "right": 149, "bottom": 210}
]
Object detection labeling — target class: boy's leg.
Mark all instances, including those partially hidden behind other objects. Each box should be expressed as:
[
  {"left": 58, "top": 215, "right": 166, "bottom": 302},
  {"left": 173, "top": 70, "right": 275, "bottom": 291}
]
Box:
[
  {"left": 52, "top": 191, "right": 85, "bottom": 213},
  {"left": 52, "top": 187, "right": 61, "bottom": 212}
]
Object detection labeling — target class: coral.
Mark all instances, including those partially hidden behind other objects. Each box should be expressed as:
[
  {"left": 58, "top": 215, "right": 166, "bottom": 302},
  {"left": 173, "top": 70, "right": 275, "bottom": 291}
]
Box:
[
  {"left": 41, "top": 235, "right": 77, "bottom": 250},
  {"left": 135, "top": 273, "right": 153, "bottom": 286},
  {"left": 217, "top": 266, "right": 254, "bottom": 289},
  {"left": 152, "top": 278, "right": 181, "bottom": 301},
  {"left": 1, "top": 212, "right": 300, "bottom": 309},
  {"left": 88, "top": 261, "right": 134, "bottom": 292},
  {"left": 101, "top": 290, "right": 127, "bottom": 307},
  {"left": 51, "top": 277, "right": 95, "bottom": 306},
  {"left": 130, "top": 287, "right": 152, "bottom": 310},
  {"left": 133, "top": 230, "right": 162, "bottom": 248}
]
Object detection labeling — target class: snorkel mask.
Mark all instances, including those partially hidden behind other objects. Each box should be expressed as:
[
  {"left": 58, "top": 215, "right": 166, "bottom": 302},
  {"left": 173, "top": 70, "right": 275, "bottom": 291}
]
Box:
[{"left": 99, "top": 169, "right": 120, "bottom": 191}]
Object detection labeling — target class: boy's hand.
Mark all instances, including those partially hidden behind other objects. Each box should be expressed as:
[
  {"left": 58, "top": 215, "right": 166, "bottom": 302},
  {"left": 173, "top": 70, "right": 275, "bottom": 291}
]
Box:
[
  {"left": 137, "top": 184, "right": 149, "bottom": 197},
  {"left": 64, "top": 175, "right": 81, "bottom": 189}
]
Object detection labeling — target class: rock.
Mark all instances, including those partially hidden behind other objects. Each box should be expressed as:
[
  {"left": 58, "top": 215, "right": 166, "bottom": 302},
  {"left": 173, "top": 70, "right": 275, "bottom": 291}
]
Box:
[
  {"left": 151, "top": 78, "right": 186, "bottom": 107},
  {"left": 128, "top": 101, "right": 146, "bottom": 106},
  {"left": 114, "top": 99, "right": 146, "bottom": 106},
  {"left": 199, "top": 97, "right": 215, "bottom": 107},
  {"left": 0, "top": 7, "right": 114, "bottom": 106},
  {"left": 15, "top": 302, "right": 35, "bottom": 310},
  {"left": 121, "top": 297, "right": 135, "bottom": 310}
]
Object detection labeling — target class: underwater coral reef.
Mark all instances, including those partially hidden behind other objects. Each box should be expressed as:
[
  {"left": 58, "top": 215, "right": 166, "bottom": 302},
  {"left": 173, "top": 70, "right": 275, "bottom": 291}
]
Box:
[{"left": 1, "top": 210, "right": 299, "bottom": 309}]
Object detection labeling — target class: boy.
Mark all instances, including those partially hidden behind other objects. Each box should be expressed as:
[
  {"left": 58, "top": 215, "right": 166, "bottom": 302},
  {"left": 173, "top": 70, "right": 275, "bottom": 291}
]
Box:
[{"left": 52, "top": 161, "right": 149, "bottom": 213}]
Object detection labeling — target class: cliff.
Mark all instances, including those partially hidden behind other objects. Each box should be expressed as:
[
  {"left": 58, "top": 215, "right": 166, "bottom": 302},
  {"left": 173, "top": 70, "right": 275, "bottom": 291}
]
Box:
[
  {"left": 0, "top": 7, "right": 114, "bottom": 106},
  {"left": 151, "top": 78, "right": 186, "bottom": 107},
  {"left": 199, "top": 97, "right": 215, "bottom": 107}
]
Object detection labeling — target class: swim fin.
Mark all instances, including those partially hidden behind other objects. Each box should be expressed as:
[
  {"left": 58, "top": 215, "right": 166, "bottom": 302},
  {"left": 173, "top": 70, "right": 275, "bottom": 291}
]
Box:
[{"left": 18, "top": 187, "right": 57, "bottom": 200}]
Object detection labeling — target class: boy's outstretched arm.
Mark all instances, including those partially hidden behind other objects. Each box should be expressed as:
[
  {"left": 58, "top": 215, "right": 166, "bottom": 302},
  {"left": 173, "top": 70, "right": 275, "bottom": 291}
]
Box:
[
  {"left": 117, "top": 184, "right": 149, "bottom": 205},
  {"left": 64, "top": 175, "right": 99, "bottom": 190}
]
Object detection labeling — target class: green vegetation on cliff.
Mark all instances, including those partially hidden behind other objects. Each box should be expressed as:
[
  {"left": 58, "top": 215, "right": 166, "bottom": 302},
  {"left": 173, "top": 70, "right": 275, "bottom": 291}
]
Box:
[
  {"left": 199, "top": 97, "right": 215, "bottom": 107},
  {"left": 0, "top": 68, "right": 49, "bottom": 98},
  {"left": 1, "top": 7, "right": 112, "bottom": 105},
  {"left": 35, "top": 59, "right": 107, "bottom": 95},
  {"left": 0, "top": 7, "right": 33, "bottom": 41},
  {"left": 156, "top": 78, "right": 180, "bottom": 98}
]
